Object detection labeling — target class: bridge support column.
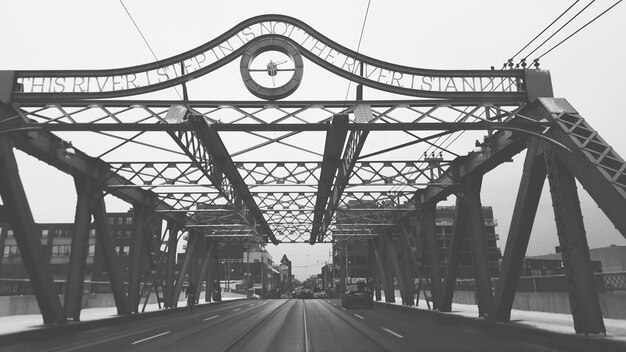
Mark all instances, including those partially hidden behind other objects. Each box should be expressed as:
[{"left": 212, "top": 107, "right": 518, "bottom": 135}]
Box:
[
  {"left": 210, "top": 240, "right": 221, "bottom": 302},
  {"left": 423, "top": 202, "right": 442, "bottom": 309},
  {"left": 373, "top": 238, "right": 393, "bottom": 302},
  {"left": 384, "top": 234, "right": 409, "bottom": 305},
  {"left": 439, "top": 196, "right": 467, "bottom": 312},
  {"left": 368, "top": 240, "right": 381, "bottom": 301},
  {"left": 163, "top": 221, "right": 179, "bottom": 308},
  {"left": 400, "top": 226, "right": 416, "bottom": 306},
  {"left": 492, "top": 140, "right": 545, "bottom": 322},
  {"left": 195, "top": 236, "right": 212, "bottom": 302},
  {"left": 64, "top": 177, "right": 97, "bottom": 321},
  {"left": 128, "top": 203, "right": 148, "bottom": 312},
  {"left": 378, "top": 238, "right": 396, "bottom": 302},
  {"left": 545, "top": 146, "right": 606, "bottom": 334},
  {"left": 339, "top": 245, "right": 346, "bottom": 297},
  {"left": 93, "top": 195, "right": 129, "bottom": 315},
  {"left": 174, "top": 231, "right": 198, "bottom": 307},
  {"left": 464, "top": 174, "right": 493, "bottom": 317},
  {"left": 0, "top": 137, "right": 66, "bottom": 325}
]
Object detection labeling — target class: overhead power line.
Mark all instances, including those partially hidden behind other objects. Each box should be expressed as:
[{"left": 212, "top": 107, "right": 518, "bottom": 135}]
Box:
[
  {"left": 521, "top": 0, "right": 598, "bottom": 63},
  {"left": 535, "top": 0, "right": 623, "bottom": 61},
  {"left": 343, "top": 0, "right": 372, "bottom": 103},
  {"left": 118, "top": 0, "right": 183, "bottom": 100},
  {"left": 504, "top": 0, "right": 582, "bottom": 69}
]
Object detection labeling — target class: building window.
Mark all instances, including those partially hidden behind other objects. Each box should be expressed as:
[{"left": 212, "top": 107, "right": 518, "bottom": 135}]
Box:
[
  {"left": 54, "top": 229, "right": 63, "bottom": 236},
  {"left": 7, "top": 230, "right": 14, "bottom": 238},
  {"left": 41, "top": 229, "right": 49, "bottom": 238},
  {"left": 90, "top": 229, "right": 96, "bottom": 237},
  {"left": 114, "top": 245, "right": 120, "bottom": 255},
  {"left": 88, "top": 245, "right": 95, "bottom": 255},
  {"left": 121, "top": 246, "right": 130, "bottom": 256},
  {"left": 124, "top": 230, "right": 132, "bottom": 238},
  {"left": 52, "top": 245, "right": 71, "bottom": 256},
  {"left": 117, "top": 217, "right": 123, "bottom": 225},
  {"left": 125, "top": 216, "right": 133, "bottom": 225},
  {"left": 108, "top": 217, "right": 115, "bottom": 225}
]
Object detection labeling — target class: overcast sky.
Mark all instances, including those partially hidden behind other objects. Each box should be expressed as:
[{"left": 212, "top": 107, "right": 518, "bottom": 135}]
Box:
[{"left": 1, "top": 0, "right": 625, "bottom": 280}]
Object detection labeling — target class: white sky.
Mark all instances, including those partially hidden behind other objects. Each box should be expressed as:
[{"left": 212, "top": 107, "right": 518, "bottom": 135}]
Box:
[{"left": 1, "top": 0, "right": 625, "bottom": 280}]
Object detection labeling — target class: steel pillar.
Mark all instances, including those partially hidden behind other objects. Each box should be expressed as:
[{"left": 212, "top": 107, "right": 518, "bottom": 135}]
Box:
[
  {"left": 464, "top": 174, "right": 493, "bottom": 317},
  {"left": 423, "top": 202, "right": 442, "bottom": 309},
  {"left": 210, "top": 241, "right": 221, "bottom": 302},
  {"left": 545, "top": 146, "right": 606, "bottom": 334},
  {"left": 377, "top": 238, "right": 396, "bottom": 303},
  {"left": 368, "top": 240, "right": 381, "bottom": 301},
  {"left": 0, "top": 137, "right": 66, "bottom": 325},
  {"left": 196, "top": 239, "right": 214, "bottom": 302},
  {"left": 163, "top": 222, "right": 179, "bottom": 308},
  {"left": 439, "top": 196, "right": 467, "bottom": 312},
  {"left": 128, "top": 203, "right": 147, "bottom": 312},
  {"left": 372, "top": 239, "right": 389, "bottom": 301},
  {"left": 384, "top": 235, "right": 409, "bottom": 305},
  {"left": 93, "top": 196, "right": 129, "bottom": 315},
  {"left": 339, "top": 248, "right": 346, "bottom": 297},
  {"left": 492, "top": 140, "right": 546, "bottom": 321},
  {"left": 63, "top": 178, "right": 97, "bottom": 321},
  {"left": 173, "top": 231, "right": 198, "bottom": 307}
]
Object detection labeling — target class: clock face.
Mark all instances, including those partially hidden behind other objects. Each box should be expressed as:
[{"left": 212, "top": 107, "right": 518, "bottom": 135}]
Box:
[{"left": 240, "top": 37, "right": 304, "bottom": 100}]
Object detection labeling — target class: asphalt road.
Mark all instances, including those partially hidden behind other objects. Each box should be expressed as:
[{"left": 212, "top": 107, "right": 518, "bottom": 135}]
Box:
[{"left": 0, "top": 299, "right": 570, "bottom": 352}]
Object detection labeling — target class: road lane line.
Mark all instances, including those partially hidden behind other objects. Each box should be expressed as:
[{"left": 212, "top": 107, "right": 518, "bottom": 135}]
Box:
[
  {"left": 303, "top": 300, "right": 311, "bottom": 352},
  {"left": 233, "top": 308, "right": 241, "bottom": 312},
  {"left": 332, "top": 303, "right": 337, "bottom": 306},
  {"left": 354, "top": 314, "right": 364, "bottom": 320},
  {"left": 381, "top": 327, "right": 404, "bottom": 339},
  {"left": 249, "top": 304, "right": 255, "bottom": 307},
  {"left": 203, "top": 315, "right": 220, "bottom": 321},
  {"left": 131, "top": 331, "right": 171, "bottom": 345},
  {"left": 341, "top": 307, "right": 346, "bottom": 310}
]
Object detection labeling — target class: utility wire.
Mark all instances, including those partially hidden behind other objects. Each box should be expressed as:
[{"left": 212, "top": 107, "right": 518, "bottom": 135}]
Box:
[
  {"left": 535, "top": 0, "right": 623, "bottom": 60},
  {"left": 521, "top": 0, "right": 597, "bottom": 62},
  {"left": 503, "top": 0, "right": 581, "bottom": 68},
  {"left": 343, "top": 0, "right": 372, "bottom": 103},
  {"left": 118, "top": 0, "right": 183, "bottom": 100}
]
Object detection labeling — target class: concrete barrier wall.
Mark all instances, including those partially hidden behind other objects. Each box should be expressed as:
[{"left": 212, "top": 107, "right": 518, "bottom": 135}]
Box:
[{"left": 451, "top": 290, "right": 626, "bottom": 319}]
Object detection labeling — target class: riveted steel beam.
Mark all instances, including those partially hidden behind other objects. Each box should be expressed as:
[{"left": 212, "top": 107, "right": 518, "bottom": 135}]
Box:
[
  {"left": 492, "top": 139, "right": 546, "bottom": 322},
  {"left": 310, "top": 115, "right": 349, "bottom": 243},
  {"left": 186, "top": 114, "right": 277, "bottom": 244},
  {"left": 64, "top": 177, "right": 98, "bottom": 321},
  {"left": 545, "top": 145, "right": 605, "bottom": 335},
  {"left": 439, "top": 196, "right": 467, "bottom": 312},
  {"left": 0, "top": 137, "right": 66, "bottom": 325}
]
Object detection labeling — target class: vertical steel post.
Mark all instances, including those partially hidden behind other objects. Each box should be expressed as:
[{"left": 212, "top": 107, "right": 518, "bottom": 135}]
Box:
[
  {"left": 64, "top": 177, "right": 97, "bottom": 321},
  {"left": 372, "top": 239, "right": 389, "bottom": 301},
  {"left": 545, "top": 146, "right": 606, "bottom": 334},
  {"left": 368, "top": 240, "right": 382, "bottom": 301},
  {"left": 0, "top": 138, "right": 66, "bottom": 325},
  {"left": 163, "top": 221, "right": 179, "bottom": 308},
  {"left": 439, "top": 196, "right": 467, "bottom": 312},
  {"left": 211, "top": 240, "right": 221, "bottom": 302},
  {"left": 173, "top": 231, "right": 198, "bottom": 307},
  {"left": 339, "top": 245, "right": 346, "bottom": 297},
  {"left": 93, "top": 196, "right": 129, "bottom": 315},
  {"left": 400, "top": 226, "right": 416, "bottom": 307},
  {"left": 465, "top": 174, "right": 493, "bottom": 317},
  {"left": 195, "top": 236, "right": 211, "bottom": 301},
  {"left": 423, "top": 202, "right": 442, "bottom": 309},
  {"left": 384, "top": 235, "right": 408, "bottom": 305},
  {"left": 378, "top": 238, "right": 396, "bottom": 303},
  {"left": 492, "top": 140, "right": 546, "bottom": 321},
  {"left": 128, "top": 203, "right": 147, "bottom": 312}
]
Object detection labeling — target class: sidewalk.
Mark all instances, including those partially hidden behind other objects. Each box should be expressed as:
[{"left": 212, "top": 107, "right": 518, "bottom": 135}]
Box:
[
  {"left": 0, "top": 293, "right": 246, "bottom": 336},
  {"left": 380, "top": 297, "right": 626, "bottom": 342}
]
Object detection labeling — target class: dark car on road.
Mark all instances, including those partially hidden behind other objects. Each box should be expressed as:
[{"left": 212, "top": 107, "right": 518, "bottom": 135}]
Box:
[{"left": 341, "top": 282, "right": 373, "bottom": 308}]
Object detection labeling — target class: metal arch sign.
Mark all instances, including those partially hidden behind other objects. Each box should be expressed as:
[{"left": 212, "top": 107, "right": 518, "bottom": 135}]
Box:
[{"left": 9, "top": 14, "right": 527, "bottom": 102}]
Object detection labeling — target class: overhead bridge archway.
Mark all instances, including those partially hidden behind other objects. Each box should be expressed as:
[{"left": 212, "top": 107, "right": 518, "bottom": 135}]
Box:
[{"left": 0, "top": 14, "right": 625, "bottom": 336}]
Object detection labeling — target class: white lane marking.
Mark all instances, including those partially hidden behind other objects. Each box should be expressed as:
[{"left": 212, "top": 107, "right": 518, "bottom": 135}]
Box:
[
  {"left": 233, "top": 308, "right": 241, "bottom": 312},
  {"left": 354, "top": 314, "right": 364, "bottom": 320},
  {"left": 341, "top": 307, "right": 346, "bottom": 310},
  {"left": 249, "top": 304, "right": 255, "bottom": 307},
  {"left": 131, "top": 331, "right": 171, "bottom": 345},
  {"left": 332, "top": 303, "right": 336, "bottom": 306},
  {"left": 381, "top": 327, "right": 404, "bottom": 339},
  {"left": 203, "top": 315, "right": 220, "bottom": 321},
  {"left": 303, "top": 300, "right": 311, "bottom": 352}
]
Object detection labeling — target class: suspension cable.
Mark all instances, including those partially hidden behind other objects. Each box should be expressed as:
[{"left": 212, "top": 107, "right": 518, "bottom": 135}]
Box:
[{"left": 343, "top": 0, "right": 372, "bottom": 103}]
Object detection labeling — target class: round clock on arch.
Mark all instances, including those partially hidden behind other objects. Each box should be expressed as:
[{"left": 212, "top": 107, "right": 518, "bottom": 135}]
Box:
[{"left": 240, "top": 36, "right": 304, "bottom": 100}]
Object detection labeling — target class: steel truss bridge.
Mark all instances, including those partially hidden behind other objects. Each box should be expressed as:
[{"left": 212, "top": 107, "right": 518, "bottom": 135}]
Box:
[{"left": 0, "top": 14, "right": 625, "bottom": 335}]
